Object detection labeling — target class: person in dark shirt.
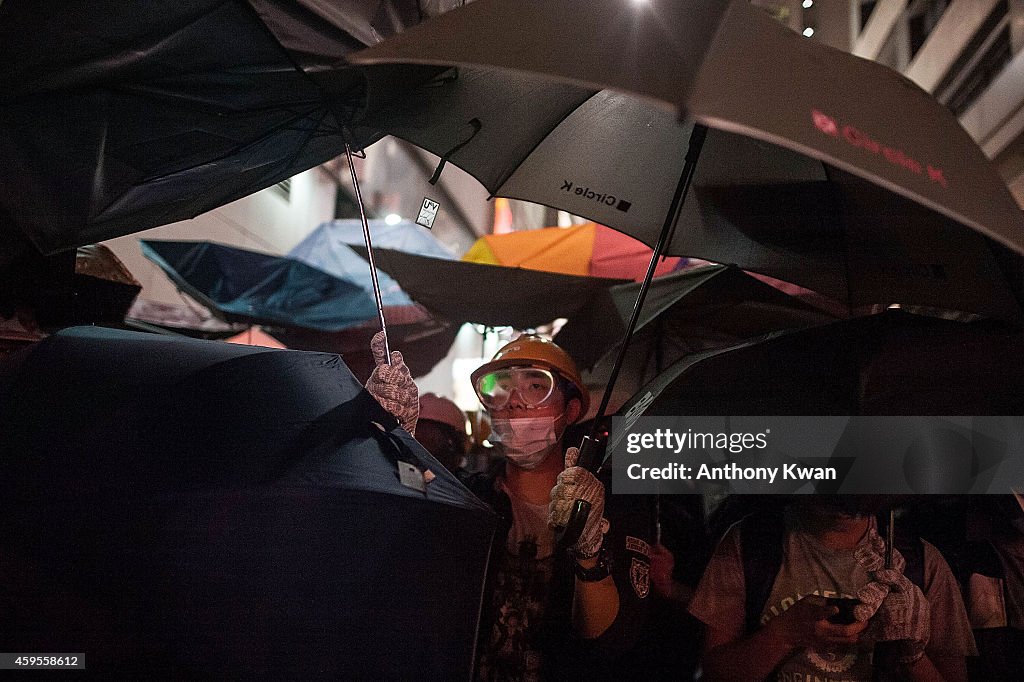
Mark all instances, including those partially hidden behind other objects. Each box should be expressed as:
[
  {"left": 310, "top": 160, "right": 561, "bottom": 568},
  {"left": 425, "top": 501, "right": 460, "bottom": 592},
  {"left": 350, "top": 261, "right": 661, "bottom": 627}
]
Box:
[{"left": 461, "top": 334, "right": 651, "bottom": 681}]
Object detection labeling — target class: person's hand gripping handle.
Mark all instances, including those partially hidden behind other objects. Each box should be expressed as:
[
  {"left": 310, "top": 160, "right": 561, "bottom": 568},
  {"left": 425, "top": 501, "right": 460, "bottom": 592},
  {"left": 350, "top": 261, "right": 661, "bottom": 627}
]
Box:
[{"left": 552, "top": 435, "right": 604, "bottom": 554}]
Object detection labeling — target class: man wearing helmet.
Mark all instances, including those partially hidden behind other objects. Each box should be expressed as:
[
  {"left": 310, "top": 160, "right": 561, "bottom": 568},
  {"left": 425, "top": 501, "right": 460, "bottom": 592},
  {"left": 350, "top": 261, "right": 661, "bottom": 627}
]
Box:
[
  {"left": 416, "top": 392, "right": 469, "bottom": 473},
  {"left": 464, "top": 333, "right": 650, "bottom": 681}
]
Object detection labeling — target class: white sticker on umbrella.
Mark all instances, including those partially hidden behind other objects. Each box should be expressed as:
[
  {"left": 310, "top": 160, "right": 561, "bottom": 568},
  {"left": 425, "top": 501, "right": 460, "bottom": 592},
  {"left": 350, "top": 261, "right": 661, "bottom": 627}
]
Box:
[
  {"left": 397, "top": 460, "right": 427, "bottom": 493},
  {"left": 417, "top": 197, "right": 440, "bottom": 229}
]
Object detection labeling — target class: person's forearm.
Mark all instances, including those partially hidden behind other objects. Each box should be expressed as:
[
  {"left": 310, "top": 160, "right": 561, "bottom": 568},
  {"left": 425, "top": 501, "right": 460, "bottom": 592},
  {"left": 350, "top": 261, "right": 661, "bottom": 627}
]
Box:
[
  {"left": 572, "top": 556, "right": 619, "bottom": 638},
  {"left": 704, "top": 626, "right": 796, "bottom": 682}
]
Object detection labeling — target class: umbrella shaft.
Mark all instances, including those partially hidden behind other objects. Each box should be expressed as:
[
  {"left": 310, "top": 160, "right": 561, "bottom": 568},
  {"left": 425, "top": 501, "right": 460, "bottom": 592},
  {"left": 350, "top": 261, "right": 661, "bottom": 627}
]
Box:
[
  {"left": 585, "top": 125, "right": 708, "bottom": 466},
  {"left": 345, "top": 143, "right": 390, "bottom": 362},
  {"left": 885, "top": 508, "right": 895, "bottom": 569}
]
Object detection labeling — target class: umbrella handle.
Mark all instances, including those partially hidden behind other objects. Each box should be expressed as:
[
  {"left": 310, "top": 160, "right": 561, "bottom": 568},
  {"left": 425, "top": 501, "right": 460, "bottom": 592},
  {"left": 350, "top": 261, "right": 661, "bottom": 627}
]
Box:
[
  {"left": 555, "top": 435, "right": 601, "bottom": 553},
  {"left": 555, "top": 500, "right": 592, "bottom": 553}
]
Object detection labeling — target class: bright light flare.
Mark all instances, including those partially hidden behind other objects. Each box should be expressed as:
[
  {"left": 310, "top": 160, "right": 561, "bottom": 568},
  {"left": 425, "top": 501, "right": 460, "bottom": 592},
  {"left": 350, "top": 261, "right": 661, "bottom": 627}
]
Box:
[{"left": 384, "top": 213, "right": 402, "bottom": 225}]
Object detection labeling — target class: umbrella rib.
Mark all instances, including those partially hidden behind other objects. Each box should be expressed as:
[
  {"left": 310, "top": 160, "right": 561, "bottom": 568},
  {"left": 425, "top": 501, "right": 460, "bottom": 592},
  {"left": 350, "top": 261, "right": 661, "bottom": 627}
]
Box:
[
  {"left": 123, "top": 107, "right": 327, "bottom": 190},
  {"left": 822, "top": 164, "right": 856, "bottom": 311},
  {"left": 489, "top": 90, "right": 601, "bottom": 192}
]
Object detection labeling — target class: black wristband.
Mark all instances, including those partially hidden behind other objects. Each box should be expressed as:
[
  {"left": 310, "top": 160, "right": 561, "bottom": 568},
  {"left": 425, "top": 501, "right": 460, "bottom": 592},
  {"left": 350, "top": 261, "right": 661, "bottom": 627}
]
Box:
[{"left": 574, "top": 546, "right": 613, "bottom": 582}]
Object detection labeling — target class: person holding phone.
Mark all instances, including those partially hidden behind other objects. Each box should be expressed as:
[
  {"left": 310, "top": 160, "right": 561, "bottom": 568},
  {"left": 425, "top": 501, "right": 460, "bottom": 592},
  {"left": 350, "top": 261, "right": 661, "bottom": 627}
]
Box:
[{"left": 688, "top": 496, "right": 976, "bottom": 681}]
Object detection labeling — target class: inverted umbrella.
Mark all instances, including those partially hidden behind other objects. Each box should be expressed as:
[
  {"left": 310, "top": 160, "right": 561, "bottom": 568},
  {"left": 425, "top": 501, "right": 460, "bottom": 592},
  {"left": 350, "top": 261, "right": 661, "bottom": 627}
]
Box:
[
  {"left": 0, "top": 326, "right": 494, "bottom": 679},
  {"left": 293, "top": 217, "right": 457, "bottom": 261},
  {"left": 141, "top": 239, "right": 457, "bottom": 378},
  {"left": 286, "top": 220, "right": 453, "bottom": 307},
  {"left": 353, "top": 245, "right": 630, "bottom": 329},
  {"left": 141, "top": 240, "right": 382, "bottom": 332},
  {"left": 462, "top": 222, "right": 683, "bottom": 281},
  {"left": 0, "top": 0, "right": 457, "bottom": 257}
]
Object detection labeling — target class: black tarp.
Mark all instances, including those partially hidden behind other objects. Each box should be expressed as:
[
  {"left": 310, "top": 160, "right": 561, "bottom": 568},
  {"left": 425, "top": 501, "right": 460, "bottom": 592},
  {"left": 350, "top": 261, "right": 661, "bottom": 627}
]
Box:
[{"left": 0, "top": 327, "right": 494, "bottom": 679}]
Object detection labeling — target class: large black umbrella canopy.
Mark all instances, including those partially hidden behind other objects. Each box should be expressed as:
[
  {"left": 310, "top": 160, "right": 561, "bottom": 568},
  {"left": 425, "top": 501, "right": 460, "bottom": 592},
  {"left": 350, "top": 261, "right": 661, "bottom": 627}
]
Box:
[
  {"left": 353, "top": 0, "right": 1024, "bottom": 257},
  {"left": 0, "top": 0, "right": 452, "bottom": 257},
  {"left": 355, "top": 245, "right": 630, "bottom": 328},
  {"left": 617, "top": 309, "right": 1024, "bottom": 419},
  {"left": 555, "top": 264, "right": 836, "bottom": 372},
  {"left": 352, "top": 66, "right": 1024, "bottom": 323},
  {"left": 0, "top": 327, "right": 494, "bottom": 679}
]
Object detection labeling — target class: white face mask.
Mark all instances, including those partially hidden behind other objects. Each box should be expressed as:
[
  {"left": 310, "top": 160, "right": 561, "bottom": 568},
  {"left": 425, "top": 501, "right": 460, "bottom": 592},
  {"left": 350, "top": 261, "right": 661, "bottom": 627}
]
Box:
[{"left": 490, "top": 414, "right": 564, "bottom": 469}]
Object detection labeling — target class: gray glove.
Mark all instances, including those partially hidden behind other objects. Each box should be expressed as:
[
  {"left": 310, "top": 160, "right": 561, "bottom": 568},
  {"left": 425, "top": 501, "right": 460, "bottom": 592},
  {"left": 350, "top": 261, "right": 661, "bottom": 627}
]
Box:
[
  {"left": 548, "top": 447, "right": 609, "bottom": 559},
  {"left": 853, "top": 528, "right": 898, "bottom": 620},
  {"left": 364, "top": 331, "right": 418, "bottom": 435},
  {"left": 853, "top": 528, "right": 930, "bottom": 664}
]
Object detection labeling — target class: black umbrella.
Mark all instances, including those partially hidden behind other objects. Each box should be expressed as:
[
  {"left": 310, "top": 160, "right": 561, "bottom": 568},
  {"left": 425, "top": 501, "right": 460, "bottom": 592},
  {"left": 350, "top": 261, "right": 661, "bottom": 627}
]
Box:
[
  {"left": 353, "top": 245, "right": 631, "bottom": 329},
  {"left": 352, "top": 0, "right": 1024, "bottom": 544},
  {"left": 608, "top": 310, "right": 1024, "bottom": 497},
  {"left": 617, "top": 309, "right": 1024, "bottom": 418},
  {"left": 0, "top": 243, "right": 142, "bottom": 330},
  {"left": 0, "top": 0, "right": 455, "bottom": 258},
  {"left": 270, "top": 313, "right": 459, "bottom": 382},
  {"left": 353, "top": 0, "right": 1024, "bottom": 256},
  {"left": 554, "top": 264, "right": 836, "bottom": 376},
  {"left": 351, "top": 68, "right": 1024, "bottom": 324},
  {"left": 0, "top": 326, "right": 494, "bottom": 679}
]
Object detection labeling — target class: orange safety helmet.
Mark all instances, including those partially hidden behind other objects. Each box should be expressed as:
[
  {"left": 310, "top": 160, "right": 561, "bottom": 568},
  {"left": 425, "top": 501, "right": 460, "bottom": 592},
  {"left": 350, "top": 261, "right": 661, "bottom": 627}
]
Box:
[{"left": 471, "top": 333, "right": 589, "bottom": 420}]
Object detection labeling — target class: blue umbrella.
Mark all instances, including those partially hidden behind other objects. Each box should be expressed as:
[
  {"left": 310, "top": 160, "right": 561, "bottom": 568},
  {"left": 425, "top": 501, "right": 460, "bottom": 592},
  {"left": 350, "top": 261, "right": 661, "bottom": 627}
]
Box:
[
  {"left": 0, "top": 326, "right": 494, "bottom": 679},
  {"left": 291, "top": 218, "right": 456, "bottom": 262},
  {"left": 141, "top": 240, "right": 380, "bottom": 332}
]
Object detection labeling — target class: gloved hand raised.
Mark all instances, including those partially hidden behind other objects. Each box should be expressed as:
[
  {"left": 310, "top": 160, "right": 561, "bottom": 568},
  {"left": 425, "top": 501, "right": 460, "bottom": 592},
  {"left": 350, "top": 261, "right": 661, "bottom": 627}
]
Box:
[
  {"left": 548, "top": 447, "right": 609, "bottom": 559},
  {"left": 852, "top": 528, "right": 931, "bottom": 664},
  {"left": 364, "top": 331, "right": 418, "bottom": 435},
  {"left": 852, "top": 528, "right": 900, "bottom": 620}
]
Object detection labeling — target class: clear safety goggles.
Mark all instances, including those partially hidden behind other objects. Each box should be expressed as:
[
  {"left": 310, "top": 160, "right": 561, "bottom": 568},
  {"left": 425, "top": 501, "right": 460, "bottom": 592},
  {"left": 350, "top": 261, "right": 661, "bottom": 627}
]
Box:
[{"left": 474, "top": 367, "right": 557, "bottom": 411}]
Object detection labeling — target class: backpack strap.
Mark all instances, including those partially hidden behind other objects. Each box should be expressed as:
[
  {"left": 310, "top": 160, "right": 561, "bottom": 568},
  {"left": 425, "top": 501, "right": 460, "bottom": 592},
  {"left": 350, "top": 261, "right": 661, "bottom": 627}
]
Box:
[{"left": 740, "top": 513, "right": 787, "bottom": 635}]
